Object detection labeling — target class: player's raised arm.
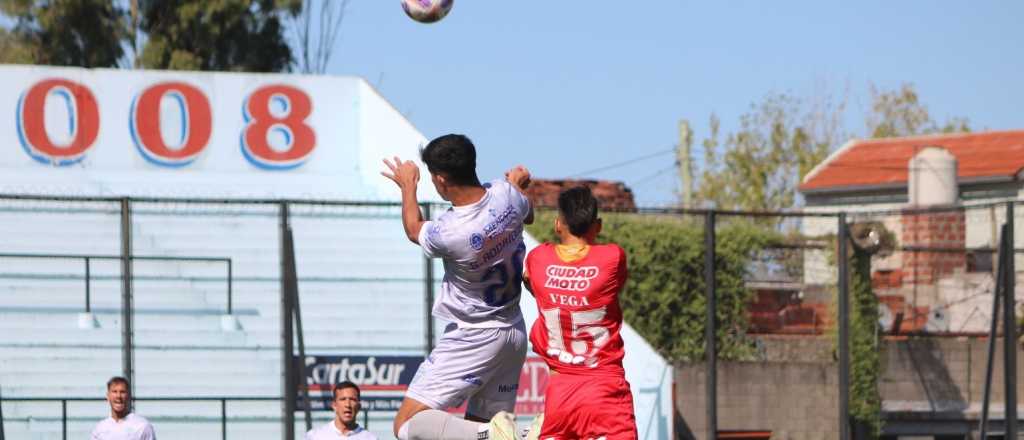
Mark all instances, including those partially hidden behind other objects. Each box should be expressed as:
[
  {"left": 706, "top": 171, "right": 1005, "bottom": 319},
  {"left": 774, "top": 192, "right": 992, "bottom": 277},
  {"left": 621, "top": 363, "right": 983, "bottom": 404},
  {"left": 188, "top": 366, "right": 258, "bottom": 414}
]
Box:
[
  {"left": 381, "top": 156, "right": 427, "bottom": 244},
  {"left": 505, "top": 165, "right": 534, "bottom": 225}
]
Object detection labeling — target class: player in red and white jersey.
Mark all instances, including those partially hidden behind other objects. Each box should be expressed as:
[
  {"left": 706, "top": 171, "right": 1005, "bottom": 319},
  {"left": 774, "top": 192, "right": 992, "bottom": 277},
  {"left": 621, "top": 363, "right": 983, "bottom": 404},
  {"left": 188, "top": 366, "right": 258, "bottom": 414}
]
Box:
[{"left": 523, "top": 186, "right": 637, "bottom": 440}]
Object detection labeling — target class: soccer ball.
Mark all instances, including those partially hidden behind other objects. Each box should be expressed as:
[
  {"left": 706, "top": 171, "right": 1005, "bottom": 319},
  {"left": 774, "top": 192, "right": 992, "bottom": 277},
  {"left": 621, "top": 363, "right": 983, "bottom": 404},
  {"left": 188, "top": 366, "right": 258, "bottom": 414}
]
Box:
[{"left": 401, "top": 0, "right": 453, "bottom": 24}]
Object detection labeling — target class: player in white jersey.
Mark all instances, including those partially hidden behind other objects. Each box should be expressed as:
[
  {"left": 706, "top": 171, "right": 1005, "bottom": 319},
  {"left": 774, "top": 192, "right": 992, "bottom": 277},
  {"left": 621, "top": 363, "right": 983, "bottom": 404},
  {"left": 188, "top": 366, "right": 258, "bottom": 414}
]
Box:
[
  {"left": 381, "top": 134, "right": 533, "bottom": 440},
  {"left": 91, "top": 377, "right": 156, "bottom": 440},
  {"left": 305, "top": 381, "right": 378, "bottom": 440}
]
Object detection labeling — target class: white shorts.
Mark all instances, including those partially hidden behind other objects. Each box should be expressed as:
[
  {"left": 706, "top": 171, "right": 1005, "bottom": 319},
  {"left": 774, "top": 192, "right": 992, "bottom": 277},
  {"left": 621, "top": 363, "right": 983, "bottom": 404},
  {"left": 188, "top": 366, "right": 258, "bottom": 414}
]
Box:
[{"left": 406, "top": 320, "right": 527, "bottom": 418}]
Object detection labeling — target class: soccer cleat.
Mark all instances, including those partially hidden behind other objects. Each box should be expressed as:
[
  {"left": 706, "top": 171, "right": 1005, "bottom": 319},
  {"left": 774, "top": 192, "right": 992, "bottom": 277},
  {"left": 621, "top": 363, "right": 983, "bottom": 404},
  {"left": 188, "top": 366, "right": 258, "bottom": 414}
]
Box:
[
  {"left": 523, "top": 413, "right": 544, "bottom": 440},
  {"left": 486, "top": 410, "right": 520, "bottom": 440}
]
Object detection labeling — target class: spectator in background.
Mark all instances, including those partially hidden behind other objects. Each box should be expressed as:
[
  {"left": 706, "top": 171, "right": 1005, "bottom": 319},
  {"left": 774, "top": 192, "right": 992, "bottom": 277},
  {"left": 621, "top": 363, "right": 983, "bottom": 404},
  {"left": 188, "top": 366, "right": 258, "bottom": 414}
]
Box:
[
  {"left": 91, "top": 376, "right": 156, "bottom": 440},
  {"left": 306, "top": 381, "right": 378, "bottom": 440}
]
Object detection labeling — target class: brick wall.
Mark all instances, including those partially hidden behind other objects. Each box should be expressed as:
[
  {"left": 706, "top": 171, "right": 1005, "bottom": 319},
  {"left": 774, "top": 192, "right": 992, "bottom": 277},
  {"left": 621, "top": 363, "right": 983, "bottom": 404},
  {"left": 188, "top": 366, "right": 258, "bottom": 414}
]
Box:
[
  {"left": 900, "top": 210, "right": 967, "bottom": 284},
  {"left": 525, "top": 179, "right": 636, "bottom": 211}
]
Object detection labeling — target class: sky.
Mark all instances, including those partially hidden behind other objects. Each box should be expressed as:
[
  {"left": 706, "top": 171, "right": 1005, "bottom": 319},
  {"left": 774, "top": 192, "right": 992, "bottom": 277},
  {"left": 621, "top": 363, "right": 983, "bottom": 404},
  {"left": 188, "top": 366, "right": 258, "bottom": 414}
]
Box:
[{"left": 325, "top": 1, "right": 1023, "bottom": 206}]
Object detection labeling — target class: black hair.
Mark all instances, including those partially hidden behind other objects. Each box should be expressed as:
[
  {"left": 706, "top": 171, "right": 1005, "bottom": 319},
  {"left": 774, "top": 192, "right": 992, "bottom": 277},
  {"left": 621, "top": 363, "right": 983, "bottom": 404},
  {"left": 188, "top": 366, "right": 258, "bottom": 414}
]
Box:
[
  {"left": 333, "top": 381, "right": 361, "bottom": 400},
  {"left": 106, "top": 376, "right": 130, "bottom": 390},
  {"left": 420, "top": 134, "right": 480, "bottom": 186},
  {"left": 557, "top": 186, "right": 599, "bottom": 236}
]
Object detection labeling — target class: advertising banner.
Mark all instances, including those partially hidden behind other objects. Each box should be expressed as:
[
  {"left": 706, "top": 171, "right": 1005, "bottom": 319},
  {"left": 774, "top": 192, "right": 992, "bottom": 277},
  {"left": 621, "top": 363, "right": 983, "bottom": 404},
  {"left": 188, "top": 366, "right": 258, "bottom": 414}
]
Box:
[
  {"left": 0, "top": 65, "right": 434, "bottom": 200},
  {"left": 297, "top": 355, "right": 549, "bottom": 415},
  {"left": 299, "top": 355, "right": 422, "bottom": 411}
]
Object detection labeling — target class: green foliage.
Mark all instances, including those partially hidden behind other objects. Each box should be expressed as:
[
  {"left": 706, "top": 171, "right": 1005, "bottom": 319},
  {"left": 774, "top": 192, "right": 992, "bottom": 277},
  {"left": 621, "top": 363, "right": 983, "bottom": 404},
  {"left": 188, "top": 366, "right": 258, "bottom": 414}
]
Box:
[
  {"left": 847, "top": 249, "right": 883, "bottom": 438},
  {"left": 696, "top": 83, "right": 972, "bottom": 212},
  {"left": 0, "top": 27, "right": 34, "bottom": 63},
  {"left": 0, "top": 0, "right": 127, "bottom": 67},
  {"left": 867, "top": 83, "right": 971, "bottom": 138},
  {"left": 697, "top": 92, "right": 841, "bottom": 211},
  {"left": 526, "top": 210, "right": 781, "bottom": 362},
  {"left": 138, "top": 0, "right": 300, "bottom": 72}
]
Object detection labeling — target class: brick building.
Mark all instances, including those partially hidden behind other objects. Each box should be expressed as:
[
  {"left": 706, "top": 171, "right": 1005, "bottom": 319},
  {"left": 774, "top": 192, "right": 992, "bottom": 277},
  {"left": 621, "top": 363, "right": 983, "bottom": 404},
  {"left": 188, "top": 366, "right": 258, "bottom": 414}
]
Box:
[
  {"left": 679, "top": 131, "right": 1024, "bottom": 440},
  {"left": 525, "top": 178, "right": 637, "bottom": 211},
  {"left": 799, "top": 130, "right": 1024, "bottom": 335}
]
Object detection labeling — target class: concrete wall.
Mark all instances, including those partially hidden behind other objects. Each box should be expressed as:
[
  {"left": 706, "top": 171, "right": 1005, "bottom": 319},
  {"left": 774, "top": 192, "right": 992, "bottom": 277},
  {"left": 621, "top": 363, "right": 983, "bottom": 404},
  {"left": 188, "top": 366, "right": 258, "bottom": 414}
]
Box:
[
  {"left": 675, "top": 360, "right": 838, "bottom": 440},
  {"left": 674, "top": 336, "right": 1024, "bottom": 440}
]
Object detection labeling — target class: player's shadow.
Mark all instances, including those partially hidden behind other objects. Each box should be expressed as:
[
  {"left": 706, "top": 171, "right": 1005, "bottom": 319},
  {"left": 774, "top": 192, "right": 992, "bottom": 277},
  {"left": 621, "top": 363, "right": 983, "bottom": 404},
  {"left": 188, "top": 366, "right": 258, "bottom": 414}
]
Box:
[
  {"left": 675, "top": 408, "right": 697, "bottom": 440},
  {"left": 887, "top": 337, "right": 968, "bottom": 414}
]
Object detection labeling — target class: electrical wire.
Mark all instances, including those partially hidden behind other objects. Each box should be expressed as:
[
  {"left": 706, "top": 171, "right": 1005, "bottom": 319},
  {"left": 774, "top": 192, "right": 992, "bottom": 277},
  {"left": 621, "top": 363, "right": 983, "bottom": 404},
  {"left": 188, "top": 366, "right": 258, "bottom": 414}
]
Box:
[
  {"left": 632, "top": 164, "right": 679, "bottom": 187},
  {"left": 567, "top": 147, "right": 675, "bottom": 178}
]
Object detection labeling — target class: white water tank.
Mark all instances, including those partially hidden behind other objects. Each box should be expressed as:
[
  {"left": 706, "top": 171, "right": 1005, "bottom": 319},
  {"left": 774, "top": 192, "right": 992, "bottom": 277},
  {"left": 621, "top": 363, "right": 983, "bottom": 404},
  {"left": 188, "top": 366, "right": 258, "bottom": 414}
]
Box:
[{"left": 908, "top": 146, "right": 958, "bottom": 206}]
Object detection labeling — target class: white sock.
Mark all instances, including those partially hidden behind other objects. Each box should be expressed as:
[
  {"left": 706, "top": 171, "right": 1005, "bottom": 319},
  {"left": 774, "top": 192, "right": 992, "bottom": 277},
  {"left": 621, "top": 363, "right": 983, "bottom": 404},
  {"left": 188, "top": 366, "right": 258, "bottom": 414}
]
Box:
[{"left": 402, "top": 409, "right": 489, "bottom": 440}]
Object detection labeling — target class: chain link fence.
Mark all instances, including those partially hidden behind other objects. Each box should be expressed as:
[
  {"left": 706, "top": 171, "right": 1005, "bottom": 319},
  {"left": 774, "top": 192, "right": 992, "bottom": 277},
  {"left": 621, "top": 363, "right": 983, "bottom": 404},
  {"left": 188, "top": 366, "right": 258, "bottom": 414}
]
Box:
[{"left": 1, "top": 195, "right": 1020, "bottom": 440}]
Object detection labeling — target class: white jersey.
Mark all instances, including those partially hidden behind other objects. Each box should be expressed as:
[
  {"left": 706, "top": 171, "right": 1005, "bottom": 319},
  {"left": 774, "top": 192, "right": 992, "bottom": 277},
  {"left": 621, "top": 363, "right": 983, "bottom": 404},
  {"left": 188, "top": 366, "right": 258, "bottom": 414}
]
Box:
[
  {"left": 90, "top": 413, "right": 156, "bottom": 440},
  {"left": 417, "top": 179, "right": 530, "bottom": 328},
  {"left": 305, "top": 421, "right": 377, "bottom": 440}
]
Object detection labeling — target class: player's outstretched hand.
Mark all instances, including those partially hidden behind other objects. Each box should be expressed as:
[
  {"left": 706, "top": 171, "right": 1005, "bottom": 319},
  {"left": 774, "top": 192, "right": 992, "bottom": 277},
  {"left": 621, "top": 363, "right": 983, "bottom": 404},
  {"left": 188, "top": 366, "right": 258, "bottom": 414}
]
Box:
[
  {"left": 505, "top": 165, "right": 531, "bottom": 191},
  {"left": 381, "top": 156, "right": 420, "bottom": 191}
]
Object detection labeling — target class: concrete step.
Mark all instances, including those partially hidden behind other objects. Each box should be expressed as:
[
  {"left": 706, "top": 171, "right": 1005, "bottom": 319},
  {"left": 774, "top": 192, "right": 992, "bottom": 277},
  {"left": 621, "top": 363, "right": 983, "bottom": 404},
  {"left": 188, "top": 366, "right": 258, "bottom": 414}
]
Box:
[
  {"left": 0, "top": 258, "right": 424, "bottom": 280},
  {"left": 0, "top": 414, "right": 395, "bottom": 440},
  {"left": 1, "top": 371, "right": 285, "bottom": 392},
  {"left": 0, "top": 312, "right": 243, "bottom": 330},
  {"left": 0, "top": 328, "right": 424, "bottom": 351},
  {"left": 0, "top": 346, "right": 266, "bottom": 359},
  {"left": 0, "top": 328, "right": 248, "bottom": 347},
  {"left": 0, "top": 383, "right": 279, "bottom": 398},
  {"left": 0, "top": 310, "right": 424, "bottom": 333},
  {"left": 0, "top": 356, "right": 279, "bottom": 374},
  {"left": 0, "top": 281, "right": 427, "bottom": 309}
]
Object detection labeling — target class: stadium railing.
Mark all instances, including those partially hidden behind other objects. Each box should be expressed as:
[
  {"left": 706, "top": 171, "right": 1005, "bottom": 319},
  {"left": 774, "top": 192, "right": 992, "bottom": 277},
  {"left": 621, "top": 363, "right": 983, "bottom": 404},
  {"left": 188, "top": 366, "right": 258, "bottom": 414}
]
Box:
[
  {"left": 0, "top": 253, "right": 234, "bottom": 315},
  {"left": 0, "top": 396, "right": 370, "bottom": 440}
]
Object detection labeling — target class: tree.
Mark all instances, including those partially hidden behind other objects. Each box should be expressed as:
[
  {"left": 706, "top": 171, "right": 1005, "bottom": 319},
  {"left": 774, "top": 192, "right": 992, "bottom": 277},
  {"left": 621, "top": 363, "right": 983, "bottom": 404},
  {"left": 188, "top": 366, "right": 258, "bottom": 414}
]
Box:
[
  {"left": 696, "top": 83, "right": 971, "bottom": 212},
  {"left": 696, "top": 92, "right": 843, "bottom": 212},
  {"left": 0, "top": 28, "right": 34, "bottom": 63},
  {"left": 138, "top": 0, "right": 300, "bottom": 72},
  {"left": 289, "top": 0, "right": 349, "bottom": 74},
  {"left": 0, "top": 0, "right": 128, "bottom": 67},
  {"left": 867, "top": 83, "right": 970, "bottom": 138}
]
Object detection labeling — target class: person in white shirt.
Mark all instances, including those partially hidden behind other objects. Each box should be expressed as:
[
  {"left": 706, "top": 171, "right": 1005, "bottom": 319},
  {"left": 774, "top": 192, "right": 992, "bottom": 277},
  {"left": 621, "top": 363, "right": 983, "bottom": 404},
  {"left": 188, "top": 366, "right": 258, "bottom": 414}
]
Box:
[
  {"left": 305, "top": 381, "right": 377, "bottom": 440},
  {"left": 90, "top": 376, "right": 156, "bottom": 440},
  {"left": 381, "top": 134, "right": 533, "bottom": 440}
]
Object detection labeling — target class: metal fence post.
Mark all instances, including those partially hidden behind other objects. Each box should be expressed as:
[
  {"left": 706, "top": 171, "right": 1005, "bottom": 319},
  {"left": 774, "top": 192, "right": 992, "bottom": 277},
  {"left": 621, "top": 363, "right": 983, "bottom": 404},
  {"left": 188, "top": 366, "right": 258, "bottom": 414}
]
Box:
[
  {"left": 280, "top": 202, "right": 295, "bottom": 440},
  {"left": 120, "top": 198, "right": 135, "bottom": 401},
  {"left": 291, "top": 236, "right": 312, "bottom": 432},
  {"left": 84, "top": 257, "right": 91, "bottom": 313},
  {"left": 704, "top": 210, "right": 716, "bottom": 440},
  {"left": 423, "top": 203, "right": 435, "bottom": 353},
  {"left": 981, "top": 222, "right": 1008, "bottom": 440},
  {"left": 61, "top": 399, "right": 67, "bottom": 440},
  {"left": 221, "top": 399, "right": 227, "bottom": 440},
  {"left": 837, "top": 213, "right": 850, "bottom": 440},
  {"left": 0, "top": 384, "right": 5, "bottom": 440},
  {"left": 227, "top": 259, "right": 234, "bottom": 315},
  {"left": 1004, "top": 202, "right": 1017, "bottom": 440}
]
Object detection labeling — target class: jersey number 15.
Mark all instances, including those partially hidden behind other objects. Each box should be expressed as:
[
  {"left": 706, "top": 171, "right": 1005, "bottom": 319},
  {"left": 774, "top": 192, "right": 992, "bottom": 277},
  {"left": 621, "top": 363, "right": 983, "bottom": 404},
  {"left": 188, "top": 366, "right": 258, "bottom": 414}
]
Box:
[{"left": 540, "top": 306, "right": 611, "bottom": 367}]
